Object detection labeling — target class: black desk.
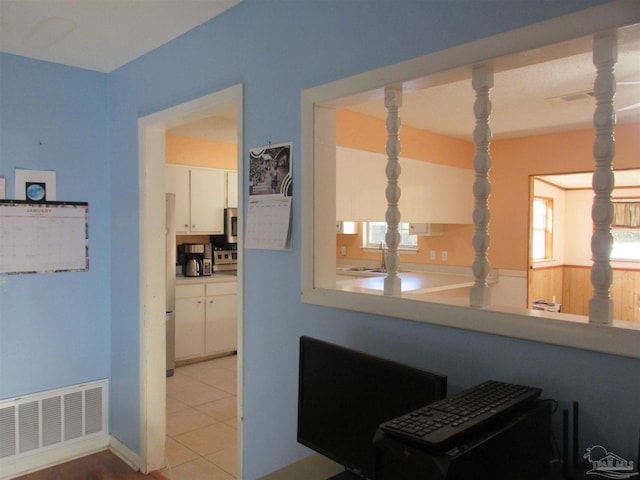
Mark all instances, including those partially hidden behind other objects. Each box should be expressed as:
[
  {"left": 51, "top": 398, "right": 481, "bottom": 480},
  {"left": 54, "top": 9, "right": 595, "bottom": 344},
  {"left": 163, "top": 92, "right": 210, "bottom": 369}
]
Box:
[{"left": 374, "top": 401, "right": 552, "bottom": 480}]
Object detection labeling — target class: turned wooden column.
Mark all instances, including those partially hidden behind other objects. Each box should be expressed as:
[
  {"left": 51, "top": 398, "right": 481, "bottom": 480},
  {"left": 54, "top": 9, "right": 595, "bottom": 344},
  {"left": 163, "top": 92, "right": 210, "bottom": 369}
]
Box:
[
  {"left": 470, "top": 65, "right": 493, "bottom": 307},
  {"left": 384, "top": 85, "right": 402, "bottom": 296},
  {"left": 589, "top": 31, "right": 617, "bottom": 325}
]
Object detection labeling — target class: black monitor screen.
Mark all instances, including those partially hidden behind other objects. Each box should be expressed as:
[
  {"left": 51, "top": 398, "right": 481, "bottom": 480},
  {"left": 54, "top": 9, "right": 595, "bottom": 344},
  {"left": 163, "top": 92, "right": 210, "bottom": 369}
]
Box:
[{"left": 297, "top": 336, "right": 447, "bottom": 480}]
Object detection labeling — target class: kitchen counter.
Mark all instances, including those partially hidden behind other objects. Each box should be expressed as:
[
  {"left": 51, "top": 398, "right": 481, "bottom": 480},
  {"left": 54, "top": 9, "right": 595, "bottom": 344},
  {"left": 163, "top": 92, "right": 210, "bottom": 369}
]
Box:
[
  {"left": 334, "top": 263, "right": 498, "bottom": 305},
  {"left": 336, "top": 270, "right": 474, "bottom": 295},
  {"left": 176, "top": 272, "right": 237, "bottom": 285}
]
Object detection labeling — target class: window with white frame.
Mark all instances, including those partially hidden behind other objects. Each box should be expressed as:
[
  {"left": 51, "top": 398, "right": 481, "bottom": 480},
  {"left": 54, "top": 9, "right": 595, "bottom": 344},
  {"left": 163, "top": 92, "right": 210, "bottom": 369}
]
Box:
[
  {"left": 363, "top": 222, "right": 417, "bottom": 250},
  {"left": 301, "top": 9, "right": 640, "bottom": 358},
  {"left": 611, "top": 200, "right": 640, "bottom": 261},
  {"left": 532, "top": 197, "right": 553, "bottom": 261}
]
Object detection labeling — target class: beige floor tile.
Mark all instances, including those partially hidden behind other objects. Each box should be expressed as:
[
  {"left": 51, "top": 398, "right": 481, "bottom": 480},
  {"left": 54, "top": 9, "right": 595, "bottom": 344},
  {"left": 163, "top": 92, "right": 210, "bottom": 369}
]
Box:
[
  {"left": 213, "top": 379, "right": 237, "bottom": 395},
  {"left": 160, "top": 457, "right": 234, "bottom": 480},
  {"left": 165, "top": 356, "right": 238, "bottom": 479},
  {"left": 164, "top": 436, "right": 199, "bottom": 467},
  {"left": 206, "top": 445, "right": 237, "bottom": 477},
  {"left": 166, "top": 375, "right": 207, "bottom": 397},
  {"left": 174, "top": 422, "right": 237, "bottom": 457},
  {"left": 198, "top": 368, "right": 237, "bottom": 386},
  {"left": 195, "top": 396, "right": 237, "bottom": 423},
  {"left": 214, "top": 354, "right": 237, "bottom": 371},
  {"left": 166, "top": 396, "right": 190, "bottom": 414},
  {"left": 166, "top": 407, "right": 216, "bottom": 437},
  {"left": 169, "top": 383, "right": 232, "bottom": 407}
]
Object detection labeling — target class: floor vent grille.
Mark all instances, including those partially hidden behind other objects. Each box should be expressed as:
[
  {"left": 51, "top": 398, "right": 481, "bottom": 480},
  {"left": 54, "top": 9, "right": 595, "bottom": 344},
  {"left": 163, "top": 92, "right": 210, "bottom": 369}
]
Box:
[{"left": 0, "top": 380, "right": 108, "bottom": 465}]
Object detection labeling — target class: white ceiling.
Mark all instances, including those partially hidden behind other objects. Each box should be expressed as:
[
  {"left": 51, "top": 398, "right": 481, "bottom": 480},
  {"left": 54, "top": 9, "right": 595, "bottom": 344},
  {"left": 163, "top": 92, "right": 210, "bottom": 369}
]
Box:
[
  {"left": 537, "top": 170, "right": 640, "bottom": 189},
  {"left": 0, "top": 0, "right": 242, "bottom": 73},
  {"left": 0, "top": 1, "right": 638, "bottom": 162},
  {"left": 344, "top": 23, "right": 640, "bottom": 141}
]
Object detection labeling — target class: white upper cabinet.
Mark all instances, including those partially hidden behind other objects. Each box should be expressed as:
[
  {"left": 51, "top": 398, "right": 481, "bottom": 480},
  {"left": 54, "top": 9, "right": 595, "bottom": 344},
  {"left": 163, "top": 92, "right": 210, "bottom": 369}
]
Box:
[
  {"left": 165, "top": 164, "right": 226, "bottom": 234},
  {"left": 226, "top": 170, "right": 238, "bottom": 208},
  {"left": 336, "top": 147, "right": 472, "bottom": 224},
  {"left": 190, "top": 168, "right": 225, "bottom": 233},
  {"left": 165, "top": 164, "right": 191, "bottom": 232},
  {"left": 401, "top": 157, "right": 473, "bottom": 224},
  {"left": 336, "top": 147, "right": 387, "bottom": 221}
]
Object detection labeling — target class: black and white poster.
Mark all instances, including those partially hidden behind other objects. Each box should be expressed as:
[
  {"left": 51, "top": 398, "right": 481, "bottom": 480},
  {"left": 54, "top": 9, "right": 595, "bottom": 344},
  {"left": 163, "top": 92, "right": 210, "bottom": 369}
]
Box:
[{"left": 246, "top": 142, "right": 293, "bottom": 250}]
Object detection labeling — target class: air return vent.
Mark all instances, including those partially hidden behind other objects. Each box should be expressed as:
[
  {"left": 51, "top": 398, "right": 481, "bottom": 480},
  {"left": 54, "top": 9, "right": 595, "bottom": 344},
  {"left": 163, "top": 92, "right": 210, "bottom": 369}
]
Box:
[{"left": 0, "top": 380, "right": 108, "bottom": 466}]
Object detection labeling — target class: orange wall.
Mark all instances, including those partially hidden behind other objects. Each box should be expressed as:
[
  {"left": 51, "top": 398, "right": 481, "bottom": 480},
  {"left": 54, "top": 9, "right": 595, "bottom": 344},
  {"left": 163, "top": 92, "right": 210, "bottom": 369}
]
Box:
[
  {"left": 336, "top": 108, "right": 640, "bottom": 270},
  {"left": 336, "top": 109, "right": 475, "bottom": 266},
  {"left": 490, "top": 124, "right": 640, "bottom": 270},
  {"left": 166, "top": 133, "right": 237, "bottom": 169},
  {"left": 337, "top": 109, "right": 473, "bottom": 168}
]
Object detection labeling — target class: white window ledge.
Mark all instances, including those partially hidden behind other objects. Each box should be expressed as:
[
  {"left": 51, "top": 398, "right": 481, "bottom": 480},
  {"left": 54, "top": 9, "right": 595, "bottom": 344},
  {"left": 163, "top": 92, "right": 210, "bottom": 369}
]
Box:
[{"left": 301, "top": 287, "right": 640, "bottom": 359}]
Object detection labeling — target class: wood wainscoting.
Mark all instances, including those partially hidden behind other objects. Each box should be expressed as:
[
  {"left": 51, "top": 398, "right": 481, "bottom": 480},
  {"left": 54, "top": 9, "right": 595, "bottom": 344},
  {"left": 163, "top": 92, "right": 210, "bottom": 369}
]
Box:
[{"left": 529, "top": 265, "right": 640, "bottom": 322}]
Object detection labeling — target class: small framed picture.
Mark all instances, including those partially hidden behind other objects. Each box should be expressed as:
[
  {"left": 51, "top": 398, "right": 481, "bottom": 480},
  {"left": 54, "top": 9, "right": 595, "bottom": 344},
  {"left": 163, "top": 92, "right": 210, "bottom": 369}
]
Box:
[
  {"left": 26, "top": 182, "right": 47, "bottom": 201},
  {"left": 15, "top": 169, "right": 56, "bottom": 201}
]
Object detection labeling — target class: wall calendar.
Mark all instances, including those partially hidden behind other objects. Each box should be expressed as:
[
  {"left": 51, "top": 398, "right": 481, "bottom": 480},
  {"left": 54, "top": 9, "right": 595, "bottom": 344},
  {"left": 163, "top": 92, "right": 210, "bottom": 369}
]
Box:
[{"left": 0, "top": 200, "right": 89, "bottom": 274}]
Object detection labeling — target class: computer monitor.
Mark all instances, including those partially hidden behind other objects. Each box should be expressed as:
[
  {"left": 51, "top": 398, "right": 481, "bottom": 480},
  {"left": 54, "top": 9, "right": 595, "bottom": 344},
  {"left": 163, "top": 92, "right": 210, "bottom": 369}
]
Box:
[{"left": 297, "top": 336, "right": 447, "bottom": 480}]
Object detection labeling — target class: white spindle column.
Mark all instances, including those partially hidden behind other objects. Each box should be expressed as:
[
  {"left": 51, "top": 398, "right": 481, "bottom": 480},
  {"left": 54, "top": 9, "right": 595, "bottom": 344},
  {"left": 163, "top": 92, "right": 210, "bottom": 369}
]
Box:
[
  {"left": 589, "top": 31, "right": 617, "bottom": 325},
  {"left": 384, "top": 85, "right": 402, "bottom": 296},
  {"left": 470, "top": 65, "right": 493, "bottom": 307}
]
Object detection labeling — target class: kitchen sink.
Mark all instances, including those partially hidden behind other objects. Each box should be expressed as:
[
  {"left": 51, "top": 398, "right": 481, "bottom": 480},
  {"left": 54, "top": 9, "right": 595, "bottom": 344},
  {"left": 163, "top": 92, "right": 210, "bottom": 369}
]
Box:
[{"left": 339, "top": 267, "right": 410, "bottom": 277}]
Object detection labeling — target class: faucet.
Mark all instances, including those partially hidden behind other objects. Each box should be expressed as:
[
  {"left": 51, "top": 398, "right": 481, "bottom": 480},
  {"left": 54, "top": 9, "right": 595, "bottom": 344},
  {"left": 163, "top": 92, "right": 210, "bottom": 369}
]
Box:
[{"left": 380, "top": 241, "right": 386, "bottom": 272}]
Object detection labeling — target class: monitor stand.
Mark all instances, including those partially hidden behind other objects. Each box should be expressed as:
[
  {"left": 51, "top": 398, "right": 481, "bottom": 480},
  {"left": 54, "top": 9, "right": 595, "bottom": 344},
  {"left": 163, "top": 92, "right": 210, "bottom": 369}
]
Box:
[{"left": 326, "top": 470, "right": 366, "bottom": 480}]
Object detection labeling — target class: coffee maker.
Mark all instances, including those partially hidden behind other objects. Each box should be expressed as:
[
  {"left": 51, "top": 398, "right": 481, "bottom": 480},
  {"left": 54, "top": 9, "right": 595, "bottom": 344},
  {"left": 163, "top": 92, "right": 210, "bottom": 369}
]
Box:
[{"left": 182, "top": 243, "right": 212, "bottom": 276}]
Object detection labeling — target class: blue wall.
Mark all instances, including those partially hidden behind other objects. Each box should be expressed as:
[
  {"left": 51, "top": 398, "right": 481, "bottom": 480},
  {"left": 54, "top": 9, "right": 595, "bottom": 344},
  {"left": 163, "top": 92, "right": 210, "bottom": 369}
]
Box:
[
  {"left": 0, "top": 55, "right": 111, "bottom": 398},
  {"left": 2, "top": 1, "right": 638, "bottom": 479},
  {"left": 108, "top": 1, "right": 638, "bottom": 478}
]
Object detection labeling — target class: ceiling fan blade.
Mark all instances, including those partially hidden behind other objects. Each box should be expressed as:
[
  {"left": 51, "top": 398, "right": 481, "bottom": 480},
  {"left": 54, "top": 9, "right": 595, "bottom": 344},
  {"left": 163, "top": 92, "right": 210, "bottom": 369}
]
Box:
[
  {"left": 617, "top": 102, "right": 640, "bottom": 112},
  {"left": 617, "top": 81, "right": 640, "bottom": 85}
]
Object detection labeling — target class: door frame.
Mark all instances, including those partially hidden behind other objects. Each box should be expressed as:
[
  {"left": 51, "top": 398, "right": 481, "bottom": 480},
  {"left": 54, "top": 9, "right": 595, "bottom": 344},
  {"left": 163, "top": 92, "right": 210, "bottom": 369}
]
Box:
[{"left": 137, "top": 84, "right": 244, "bottom": 474}]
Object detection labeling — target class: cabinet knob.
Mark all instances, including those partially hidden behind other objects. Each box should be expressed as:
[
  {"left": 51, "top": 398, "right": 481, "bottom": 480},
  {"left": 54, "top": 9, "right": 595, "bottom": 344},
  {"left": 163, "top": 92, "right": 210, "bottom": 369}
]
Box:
[{"left": 184, "top": 224, "right": 188, "bottom": 228}]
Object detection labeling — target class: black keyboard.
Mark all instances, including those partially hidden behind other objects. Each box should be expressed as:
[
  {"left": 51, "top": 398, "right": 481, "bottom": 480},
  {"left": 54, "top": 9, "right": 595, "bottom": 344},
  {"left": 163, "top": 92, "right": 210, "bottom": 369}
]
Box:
[{"left": 379, "top": 380, "right": 542, "bottom": 449}]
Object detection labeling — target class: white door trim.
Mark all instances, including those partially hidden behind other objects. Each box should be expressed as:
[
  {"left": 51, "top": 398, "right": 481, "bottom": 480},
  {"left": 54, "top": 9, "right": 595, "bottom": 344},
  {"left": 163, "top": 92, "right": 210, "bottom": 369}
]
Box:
[{"left": 137, "top": 84, "right": 244, "bottom": 475}]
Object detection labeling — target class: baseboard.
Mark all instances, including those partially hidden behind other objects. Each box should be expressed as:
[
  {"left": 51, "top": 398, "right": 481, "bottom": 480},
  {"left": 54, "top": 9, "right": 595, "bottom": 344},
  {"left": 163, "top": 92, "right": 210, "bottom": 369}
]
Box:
[
  {"left": 109, "top": 435, "right": 142, "bottom": 472},
  {"left": 0, "top": 434, "right": 109, "bottom": 480}
]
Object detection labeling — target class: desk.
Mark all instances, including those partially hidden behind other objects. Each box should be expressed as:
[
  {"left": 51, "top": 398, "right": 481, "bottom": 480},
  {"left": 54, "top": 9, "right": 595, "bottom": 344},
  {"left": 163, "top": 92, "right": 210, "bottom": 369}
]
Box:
[{"left": 258, "top": 454, "right": 343, "bottom": 480}]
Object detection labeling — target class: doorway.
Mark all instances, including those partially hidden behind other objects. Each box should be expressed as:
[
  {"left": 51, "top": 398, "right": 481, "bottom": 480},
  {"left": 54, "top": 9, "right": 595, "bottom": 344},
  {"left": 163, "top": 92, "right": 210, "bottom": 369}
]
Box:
[{"left": 138, "top": 84, "right": 244, "bottom": 475}]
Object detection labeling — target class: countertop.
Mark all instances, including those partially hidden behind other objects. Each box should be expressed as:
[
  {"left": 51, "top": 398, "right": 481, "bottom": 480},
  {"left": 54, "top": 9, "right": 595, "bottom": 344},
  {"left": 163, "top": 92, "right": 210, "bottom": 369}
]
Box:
[
  {"left": 336, "top": 269, "right": 475, "bottom": 295},
  {"left": 176, "top": 272, "right": 237, "bottom": 285}
]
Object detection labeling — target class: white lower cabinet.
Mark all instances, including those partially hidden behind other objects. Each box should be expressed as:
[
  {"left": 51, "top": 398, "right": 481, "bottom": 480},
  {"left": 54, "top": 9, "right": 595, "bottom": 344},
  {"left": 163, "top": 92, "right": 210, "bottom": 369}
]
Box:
[
  {"left": 205, "top": 282, "right": 238, "bottom": 355},
  {"left": 175, "top": 281, "right": 237, "bottom": 361}
]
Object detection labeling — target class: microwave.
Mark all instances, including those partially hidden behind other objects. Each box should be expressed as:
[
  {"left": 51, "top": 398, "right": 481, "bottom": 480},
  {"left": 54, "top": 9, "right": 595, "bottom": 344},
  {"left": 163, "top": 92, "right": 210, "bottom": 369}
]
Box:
[{"left": 225, "top": 208, "right": 238, "bottom": 244}]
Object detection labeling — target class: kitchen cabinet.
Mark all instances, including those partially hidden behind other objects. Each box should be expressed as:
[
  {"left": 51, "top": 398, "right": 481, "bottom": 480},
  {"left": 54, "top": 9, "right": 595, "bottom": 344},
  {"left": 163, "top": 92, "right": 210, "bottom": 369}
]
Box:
[
  {"left": 175, "top": 284, "right": 206, "bottom": 359},
  {"left": 336, "top": 147, "right": 387, "bottom": 221},
  {"left": 165, "top": 165, "right": 190, "bottom": 233},
  {"left": 205, "top": 282, "right": 238, "bottom": 355},
  {"left": 165, "top": 164, "right": 226, "bottom": 234},
  {"left": 227, "top": 170, "right": 238, "bottom": 208},
  {"left": 175, "top": 279, "right": 237, "bottom": 362},
  {"left": 336, "top": 147, "right": 473, "bottom": 224},
  {"left": 401, "top": 158, "right": 473, "bottom": 224}
]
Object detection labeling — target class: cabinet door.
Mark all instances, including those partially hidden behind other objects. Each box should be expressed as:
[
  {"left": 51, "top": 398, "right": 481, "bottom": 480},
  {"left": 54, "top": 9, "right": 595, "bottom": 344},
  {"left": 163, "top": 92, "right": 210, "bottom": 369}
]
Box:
[
  {"left": 175, "top": 297, "right": 205, "bottom": 359},
  {"left": 190, "top": 168, "right": 225, "bottom": 233},
  {"left": 205, "top": 293, "right": 238, "bottom": 355},
  {"left": 227, "top": 171, "right": 238, "bottom": 208},
  {"left": 165, "top": 165, "right": 190, "bottom": 233},
  {"left": 336, "top": 147, "right": 387, "bottom": 221}
]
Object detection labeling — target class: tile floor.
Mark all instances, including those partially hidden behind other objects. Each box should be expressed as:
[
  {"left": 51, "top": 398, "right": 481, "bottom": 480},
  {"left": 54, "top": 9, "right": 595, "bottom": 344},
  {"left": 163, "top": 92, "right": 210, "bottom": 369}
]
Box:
[{"left": 161, "top": 354, "right": 238, "bottom": 480}]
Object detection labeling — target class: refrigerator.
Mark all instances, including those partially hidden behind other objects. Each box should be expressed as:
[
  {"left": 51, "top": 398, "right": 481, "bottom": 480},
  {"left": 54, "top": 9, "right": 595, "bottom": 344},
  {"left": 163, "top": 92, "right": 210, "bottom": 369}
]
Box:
[{"left": 166, "top": 193, "right": 176, "bottom": 377}]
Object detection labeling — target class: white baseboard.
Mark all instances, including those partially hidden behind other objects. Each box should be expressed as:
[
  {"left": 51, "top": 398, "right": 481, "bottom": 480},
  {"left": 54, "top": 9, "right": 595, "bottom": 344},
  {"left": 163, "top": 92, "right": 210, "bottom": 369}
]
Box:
[
  {"left": 109, "top": 435, "right": 142, "bottom": 472},
  {"left": 0, "top": 434, "right": 109, "bottom": 480}
]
